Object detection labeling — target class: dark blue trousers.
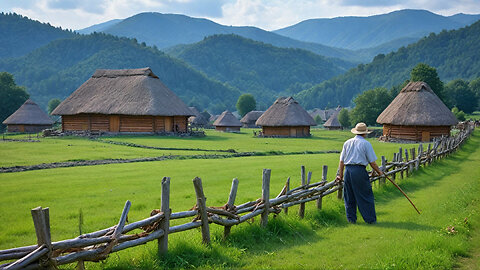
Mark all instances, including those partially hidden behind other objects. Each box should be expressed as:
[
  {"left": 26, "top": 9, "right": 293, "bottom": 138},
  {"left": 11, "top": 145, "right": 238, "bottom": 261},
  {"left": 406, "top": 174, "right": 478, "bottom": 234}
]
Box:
[{"left": 343, "top": 165, "right": 376, "bottom": 223}]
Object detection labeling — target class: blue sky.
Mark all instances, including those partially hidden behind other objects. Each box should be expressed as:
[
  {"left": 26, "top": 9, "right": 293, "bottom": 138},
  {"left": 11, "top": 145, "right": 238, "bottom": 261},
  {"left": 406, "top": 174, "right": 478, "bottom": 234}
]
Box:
[{"left": 2, "top": 0, "right": 480, "bottom": 30}]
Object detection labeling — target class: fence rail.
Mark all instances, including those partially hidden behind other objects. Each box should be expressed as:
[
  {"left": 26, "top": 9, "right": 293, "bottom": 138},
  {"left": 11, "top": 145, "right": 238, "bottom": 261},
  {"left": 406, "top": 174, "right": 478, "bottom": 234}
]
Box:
[{"left": 0, "top": 123, "right": 475, "bottom": 269}]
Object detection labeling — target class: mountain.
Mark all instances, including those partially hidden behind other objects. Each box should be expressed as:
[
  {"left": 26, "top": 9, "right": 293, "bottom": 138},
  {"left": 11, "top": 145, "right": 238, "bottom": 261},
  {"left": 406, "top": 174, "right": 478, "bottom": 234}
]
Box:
[
  {"left": 295, "top": 19, "right": 480, "bottom": 109},
  {"left": 76, "top": 19, "right": 122, "bottom": 34},
  {"left": 79, "top": 12, "right": 358, "bottom": 61},
  {"left": 0, "top": 33, "right": 241, "bottom": 113},
  {"left": 167, "top": 34, "right": 354, "bottom": 109},
  {"left": 274, "top": 9, "right": 479, "bottom": 50},
  {"left": 0, "top": 12, "right": 75, "bottom": 59}
]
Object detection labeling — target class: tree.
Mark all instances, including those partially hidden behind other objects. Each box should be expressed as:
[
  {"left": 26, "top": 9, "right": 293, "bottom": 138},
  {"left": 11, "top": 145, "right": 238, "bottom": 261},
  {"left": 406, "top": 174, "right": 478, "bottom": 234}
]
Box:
[
  {"left": 236, "top": 94, "right": 256, "bottom": 117},
  {"left": 469, "top": 77, "right": 480, "bottom": 110},
  {"left": 350, "top": 87, "right": 392, "bottom": 126},
  {"left": 338, "top": 108, "right": 351, "bottom": 128},
  {"left": 451, "top": 107, "right": 466, "bottom": 121},
  {"left": 314, "top": 115, "right": 323, "bottom": 125},
  {"left": 444, "top": 79, "right": 477, "bottom": 113},
  {"left": 47, "top": 98, "right": 62, "bottom": 114},
  {"left": 0, "top": 72, "right": 29, "bottom": 130},
  {"left": 410, "top": 63, "right": 445, "bottom": 102}
]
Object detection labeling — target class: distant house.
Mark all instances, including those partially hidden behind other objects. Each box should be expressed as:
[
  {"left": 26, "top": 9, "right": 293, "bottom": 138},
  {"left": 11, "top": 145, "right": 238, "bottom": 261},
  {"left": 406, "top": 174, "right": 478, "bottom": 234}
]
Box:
[
  {"left": 52, "top": 68, "right": 193, "bottom": 133},
  {"left": 2, "top": 99, "right": 54, "bottom": 133},
  {"left": 323, "top": 112, "right": 342, "bottom": 130},
  {"left": 309, "top": 106, "right": 342, "bottom": 123},
  {"left": 240, "top": 111, "right": 264, "bottom": 128},
  {"left": 256, "top": 97, "right": 316, "bottom": 137},
  {"left": 377, "top": 81, "right": 458, "bottom": 142},
  {"left": 213, "top": 110, "right": 242, "bottom": 132},
  {"left": 188, "top": 106, "right": 201, "bottom": 124}
]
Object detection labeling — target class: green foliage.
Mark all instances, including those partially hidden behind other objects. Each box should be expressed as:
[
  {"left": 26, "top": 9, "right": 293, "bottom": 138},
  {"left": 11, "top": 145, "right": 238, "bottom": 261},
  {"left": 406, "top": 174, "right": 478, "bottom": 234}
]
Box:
[
  {"left": 410, "top": 63, "right": 445, "bottom": 102},
  {"left": 338, "top": 108, "right": 351, "bottom": 128},
  {"left": 314, "top": 115, "right": 323, "bottom": 125},
  {"left": 350, "top": 87, "right": 392, "bottom": 126},
  {"left": 0, "top": 72, "right": 29, "bottom": 130},
  {"left": 444, "top": 79, "right": 478, "bottom": 113},
  {"left": 236, "top": 93, "right": 256, "bottom": 117},
  {"left": 452, "top": 107, "right": 466, "bottom": 121},
  {"left": 47, "top": 98, "right": 61, "bottom": 114},
  {"left": 469, "top": 77, "right": 480, "bottom": 109},
  {"left": 296, "top": 20, "right": 480, "bottom": 109}
]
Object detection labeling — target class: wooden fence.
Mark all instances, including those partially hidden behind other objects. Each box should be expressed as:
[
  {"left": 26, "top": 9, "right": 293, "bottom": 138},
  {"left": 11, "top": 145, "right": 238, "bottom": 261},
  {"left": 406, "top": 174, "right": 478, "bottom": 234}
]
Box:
[{"left": 0, "top": 123, "right": 475, "bottom": 270}]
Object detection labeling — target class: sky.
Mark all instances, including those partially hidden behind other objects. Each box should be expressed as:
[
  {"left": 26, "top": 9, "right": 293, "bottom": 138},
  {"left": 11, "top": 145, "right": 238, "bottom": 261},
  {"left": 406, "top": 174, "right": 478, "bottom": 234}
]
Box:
[{"left": 2, "top": 0, "right": 480, "bottom": 31}]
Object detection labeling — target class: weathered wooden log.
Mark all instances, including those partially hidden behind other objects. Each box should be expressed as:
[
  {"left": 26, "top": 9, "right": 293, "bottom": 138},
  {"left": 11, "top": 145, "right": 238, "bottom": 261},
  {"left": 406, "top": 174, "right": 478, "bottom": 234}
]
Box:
[
  {"left": 380, "top": 156, "right": 386, "bottom": 185},
  {"left": 30, "top": 207, "right": 53, "bottom": 269},
  {"left": 317, "top": 165, "right": 327, "bottom": 209},
  {"left": 283, "top": 177, "right": 290, "bottom": 214},
  {"left": 298, "top": 166, "right": 306, "bottom": 218},
  {"left": 3, "top": 245, "right": 47, "bottom": 270},
  {"left": 261, "top": 169, "right": 271, "bottom": 227},
  {"left": 193, "top": 177, "right": 210, "bottom": 245},
  {"left": 282, "top": 186, "right": 341, "bottom": 208},
  {"left": 169, "top": 221, "right": 202, "bottom": 234},
  {"left": 207, "top": 207, "right": 238, "bottom": 219},
  {"left": 239, "top": 209, "right": 263, "bottom": 223},
  {"left": 170, "top": 210, "right": 197, "bottom": 220},
  {"left": 158, "top": 177, "right": 170, "bottom": 255},
  {"left": 123, "top": 212, "right": 164, "bottom": 233},
  {"left": 221, "top": 178, "right": 239, "bottom": 240},
  {"left": 236, "top": 200, "right": 259, "bottom": 211},
  {"left": 307, "top": 171, "right": 312, "bottom": 185},
  {"left": 112, "top": 229, "right": 164, "bottom": 254}
]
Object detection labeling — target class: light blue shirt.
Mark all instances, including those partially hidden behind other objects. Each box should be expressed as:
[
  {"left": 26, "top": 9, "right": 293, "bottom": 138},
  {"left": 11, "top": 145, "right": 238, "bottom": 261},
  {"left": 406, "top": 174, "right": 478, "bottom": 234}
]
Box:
[{"left": 340, "top": 135, "right": 377, "bottom": 166}]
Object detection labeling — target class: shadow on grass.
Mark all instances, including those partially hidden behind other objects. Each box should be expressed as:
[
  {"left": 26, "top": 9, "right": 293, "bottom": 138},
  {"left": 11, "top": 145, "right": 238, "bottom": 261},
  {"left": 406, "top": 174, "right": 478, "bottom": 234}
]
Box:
[{"left": 358, "top": 221, "right": 436, "bottom": 231}]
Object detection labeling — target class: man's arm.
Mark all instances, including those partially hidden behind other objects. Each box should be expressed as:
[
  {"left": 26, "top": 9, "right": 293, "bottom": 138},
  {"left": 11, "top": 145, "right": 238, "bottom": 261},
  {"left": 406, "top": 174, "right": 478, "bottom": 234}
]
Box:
[
  {"left": 335, "top": 160, "right": 345, "bottom": 183},
  {"left": 369, "top": 161, "right": 384, "bottom": 176}
]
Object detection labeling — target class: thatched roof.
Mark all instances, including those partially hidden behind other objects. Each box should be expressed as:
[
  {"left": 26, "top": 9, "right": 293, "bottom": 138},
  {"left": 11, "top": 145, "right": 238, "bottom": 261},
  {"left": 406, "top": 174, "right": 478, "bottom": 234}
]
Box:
[
  {"left": 324, "top": 112, "right": 341, "bottom": 128},
  {"left": 377, "top": 81, "right": 457, "bottom": 126},
  {"left": 52, "top": 68, "right": 193, "bottom": 116},
  {"left": 188, "top": 107, "right": 201, "bottom": 117},
  {"left": 191, "top": 115, "right": 209, "bottom": 125},
  {"left": 3, "top": 99, "right": 54, "bottom": 125},
  {"left": 256, "top": 97, "right": 316, "bottom": 127},
  {"left": 213, "top": 111, "right": 242, "bottom": 127},
  {"left": 240, "top": 111, "right": 264, "bottom": 123}
]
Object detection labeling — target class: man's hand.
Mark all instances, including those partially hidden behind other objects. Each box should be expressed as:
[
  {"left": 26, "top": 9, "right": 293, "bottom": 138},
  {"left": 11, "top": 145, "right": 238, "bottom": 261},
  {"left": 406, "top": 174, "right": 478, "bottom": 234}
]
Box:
[{"left": 335, "top": 175, "right": 343, "bottom": 184}]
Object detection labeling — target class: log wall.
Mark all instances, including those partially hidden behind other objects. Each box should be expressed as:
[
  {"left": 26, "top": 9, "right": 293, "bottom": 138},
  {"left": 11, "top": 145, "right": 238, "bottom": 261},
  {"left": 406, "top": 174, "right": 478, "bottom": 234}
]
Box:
[
  {"left": 6, "top": 124, "right": 52, "bottom": 133},
  {"left": 262, "top": 126, "right": 310, "bottom": 137},
  {"left": 61, "top": 114, "right": 189, "bottom": 133},
  {"left": 383, "top": 124, "right": 451, "bottom": 142}
]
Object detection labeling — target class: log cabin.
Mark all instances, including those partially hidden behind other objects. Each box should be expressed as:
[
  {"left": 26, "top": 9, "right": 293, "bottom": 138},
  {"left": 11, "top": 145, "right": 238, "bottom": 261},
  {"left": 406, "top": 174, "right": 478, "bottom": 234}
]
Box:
[
  {"left": 52, "top": 68, "right": 193, "bottom": 134},
  {"left": 2, "top": 99, "right": 54, "bottom": 133},
  {"left": 376, "top": 81, "right": 458, "bottom": 142},
  {"left": 213, "top": 111, "right": 242, "bottom": 132},
  {"left": 255, "top": 97, "right": 316, "bottom": 137}
]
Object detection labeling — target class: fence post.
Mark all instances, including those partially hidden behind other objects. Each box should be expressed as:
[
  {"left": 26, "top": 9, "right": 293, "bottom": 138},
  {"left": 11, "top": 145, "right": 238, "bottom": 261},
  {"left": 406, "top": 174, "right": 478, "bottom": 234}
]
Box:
[
  {"left": 317, "top": 165, "right": 328, "bottom": 209},
  {"left": 398, "top": 148, "right": 404, "bottom": 179},
  {"left": 427, "top": 143, "right": 432, "bottom": 165},
  {"left": 261, "top": 169, "right": 271, "bottom": 227},
  {"left": 283, "top": 177, "right": 290, "bottom": 214},
  {"left": 380, "top": 156, "right": 386, "bottom": 185},
  {"left": 31, "top": 207, "right": 54, "bottom": 269},
  {"left": 404, "top": 148, "right": 410, "bottom": 177},
  {"left": 158, "top": 177, "right": 170, "bottom": 255},
  {"left": 224, "top": 178, "right": 239, "bottom": 239},
  {"left": 392, "top": 153, "right": 397, "bottom": 181},
  {"left": 193, "top": 177, "right": 210, "bottom": 245},
  {"left": 298, "top": 166, "right": 306, "bottom": 218}
]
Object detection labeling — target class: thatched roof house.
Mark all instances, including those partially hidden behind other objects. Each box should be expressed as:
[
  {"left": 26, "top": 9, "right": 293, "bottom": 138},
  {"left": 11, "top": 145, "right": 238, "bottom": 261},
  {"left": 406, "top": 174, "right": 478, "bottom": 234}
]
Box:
[
  {"left": 52, "top": 68, "right": 193, "bottom": 133},
  {"left": 323, "top": 112, "right": 342, "bottom": 130},
  {"left": 256, "top": 97, "right": 316, "bottom": 137},
  {"left": 240, "top": 111, "right": 264, "bottom": 128},
  {"left": 213, "top": 110, "right": 242, "bottom": 132},
  {"left": 2, "top": 99, "right": 54, "bottom": 133},
  {"left": 377, "top": 81, "right": 457, "bottom": 141}
]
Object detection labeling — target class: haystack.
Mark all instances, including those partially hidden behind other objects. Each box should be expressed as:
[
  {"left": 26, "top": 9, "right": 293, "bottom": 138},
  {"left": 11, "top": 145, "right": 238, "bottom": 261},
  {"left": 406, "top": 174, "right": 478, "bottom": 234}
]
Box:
[
  {"left": 213, "top": 111, "right": 242, "bottom": 132},
  {"left": 376, "top": 81, "right": 457, "bottom": 141},
  {"left": 52, "top": 68, "right": 193, "bottom": 133},
  {"left": 2, "top": 99, "right": 54, "bottom": 133},
  {"left": 256, "top": 97, "right": 316, "bottom": 137}
]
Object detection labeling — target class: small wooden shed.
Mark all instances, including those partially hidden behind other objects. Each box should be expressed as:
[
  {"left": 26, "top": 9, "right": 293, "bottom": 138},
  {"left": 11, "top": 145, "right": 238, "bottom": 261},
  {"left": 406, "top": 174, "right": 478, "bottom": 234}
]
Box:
[
  {"left": 240, "top": 111, "right": 264, "bottom": 128},
  {"left": 323, "top": 113, "right": 342, "bottom": 130},
  {"left": 52, "top": 68, "right": 193, "bottom": 134},
  {"left": 255, "top": 97, "right": 316, "bottom": 137},
  {"left": 376, "top": 81, "right": 458, "bottom": 142},
  {"left": 213, "top": 111, "right": 242, "bottom": 132},
  {"left": 2, "top": 99, "right": 54, "bottom": 133}
]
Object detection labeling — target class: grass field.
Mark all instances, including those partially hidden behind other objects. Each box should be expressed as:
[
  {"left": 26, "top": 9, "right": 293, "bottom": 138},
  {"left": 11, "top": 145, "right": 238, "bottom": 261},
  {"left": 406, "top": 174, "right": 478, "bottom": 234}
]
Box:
[{"left": 0, "top": 129, "right": 478, "bottom": 269}]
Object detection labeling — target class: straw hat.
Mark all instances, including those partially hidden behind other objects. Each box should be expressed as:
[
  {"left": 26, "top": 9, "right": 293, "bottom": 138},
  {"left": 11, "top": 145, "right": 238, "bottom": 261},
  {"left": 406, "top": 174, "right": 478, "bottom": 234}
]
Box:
[{"left": 351, "top": 122, "right": 372, "bottom": 135}]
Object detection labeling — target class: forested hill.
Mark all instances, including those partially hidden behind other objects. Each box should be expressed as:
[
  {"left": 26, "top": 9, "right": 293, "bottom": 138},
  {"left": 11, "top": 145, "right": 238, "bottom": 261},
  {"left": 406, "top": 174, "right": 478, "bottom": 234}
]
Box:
[
  {"left": 295, "top": 19, "right": 480, "bottom": 109},
  {"left": 274, "top": 9, "right": 480, "bottom": 50},
  {"left": 0, "top": 33, "right": 240, "bottom": 113},
  {"left": 83, "top": 12, "right": 357, "bottom": 61},
  {"left": 0, "top": 13, "right": 76, "bottom": 59},
  {"left": 168, "top": 34, "right": 354, "bottom": 109}
]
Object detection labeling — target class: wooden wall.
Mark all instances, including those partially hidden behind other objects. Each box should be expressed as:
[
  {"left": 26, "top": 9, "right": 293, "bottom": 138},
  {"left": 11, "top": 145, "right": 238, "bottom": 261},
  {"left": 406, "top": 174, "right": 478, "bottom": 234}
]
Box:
[
  {"left": 215, "top": 126, "right": 241, "bottom": 132},
  {"left": 382, "top": 124, "right": 451, "bottom": 141},
  {"left": 61, "top": 114, "right": 189, "bottom": 133},
  {"left": 262, "top": 126, "right": 311, "bottom": 137},
  {"left": 7, "top": 124, "right": 52, "bottom": 133}
]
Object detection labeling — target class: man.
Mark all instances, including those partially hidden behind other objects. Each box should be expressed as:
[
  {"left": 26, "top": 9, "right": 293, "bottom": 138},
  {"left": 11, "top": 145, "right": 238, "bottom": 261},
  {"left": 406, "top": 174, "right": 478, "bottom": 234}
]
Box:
[{"left": 335, "top": 122, "right": 384, "bottom": 224}]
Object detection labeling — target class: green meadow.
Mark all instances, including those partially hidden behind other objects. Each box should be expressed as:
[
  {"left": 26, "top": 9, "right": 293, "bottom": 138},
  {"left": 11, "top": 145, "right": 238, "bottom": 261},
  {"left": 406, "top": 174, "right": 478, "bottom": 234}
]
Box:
[{"left": 0, "top": 129, "right": 479, "bottom": 269}]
